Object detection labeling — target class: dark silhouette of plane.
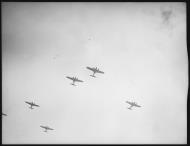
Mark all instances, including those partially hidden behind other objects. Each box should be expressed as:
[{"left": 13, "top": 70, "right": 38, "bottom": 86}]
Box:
[
  {"left": 40, "top": 125, "right": 54, "bottom": 132},
  {"left": 126, "top": 101, "right": 141, "bottom": 110},
  {"left": 66, "top": 76, "right": 84, "bottom": 86},
  {"left": 86, "top": 66, "right": 104, "bottom": 77},
  {"left": 25, "top": 101, "right": 40, "bottom": 109}
]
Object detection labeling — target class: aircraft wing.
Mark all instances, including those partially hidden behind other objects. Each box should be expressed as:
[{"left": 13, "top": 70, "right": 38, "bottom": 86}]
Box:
[
  {"left": 66, "top": 76, "right": 74, "bottom": 81},
  {"left": 125, "top": 101, "right": 132, "bottom": 105},
  {"left": 86, "top": 67, "right": 95, "bottom": 72},
  {"left": 48, "top": 127, "right": 54, "bottom": 130},
  {"left": 33, "top": 103, "right": 40, "bottom": 107},
  {"left": 135, "top": 104, "right": 141, "bottom": 107},
  {"left": 96, "top": 70, "right": 104, "bottom": 74},
  {"left": 75, "top": 78, "right": 83, "bottom": 82},
  {"left": 25, "top": 101, "right": 32, "bottom": 105},
  {"left": 40, "top": 126, "right": 46, "bottom": 129}
]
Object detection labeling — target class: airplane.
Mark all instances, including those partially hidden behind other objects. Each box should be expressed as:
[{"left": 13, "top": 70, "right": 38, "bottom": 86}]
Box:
[
  {"left": 25, "top": 101, "right": 40, "bottom": 109},
  {"left": 66, "top": 76, "right": 84, "bottom": 86},
  {"left": 40, "top": 125, "right": 54, "bottom": 132},
  {"left": 125, "top": 101, "right": 141, "bottom": 110},
  {"left": 2, "top": 113, "right": 7, "bottom": 116},
  {"left": 86, "top": 66, "right": 104, "bottom": 77}
]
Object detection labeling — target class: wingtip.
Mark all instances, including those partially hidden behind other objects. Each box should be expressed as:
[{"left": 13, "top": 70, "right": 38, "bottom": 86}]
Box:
[{"left": 66, "top": 76, "right": 70, "bottom": 79}]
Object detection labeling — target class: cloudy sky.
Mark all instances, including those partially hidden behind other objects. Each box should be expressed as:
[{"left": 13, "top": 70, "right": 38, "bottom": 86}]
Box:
[{"left": 2, "top": 2, "right": 187, "bottom": 144}]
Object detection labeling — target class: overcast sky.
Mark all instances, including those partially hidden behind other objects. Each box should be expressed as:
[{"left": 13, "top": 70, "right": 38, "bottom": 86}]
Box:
[{"left": 2, "top": 2, "right": 187, "bottom": 144}]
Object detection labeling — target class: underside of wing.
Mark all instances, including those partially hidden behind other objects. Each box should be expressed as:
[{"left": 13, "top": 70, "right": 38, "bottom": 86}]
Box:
[
  {"left": 34, "top": 104, "right": 40, "bottom": 107},
  {"left": 66, "top": 76, "right": 73, "bottom": 81},
  {"left": 97, "top": 70, "right": 104, "bottom": 74},
  {"left": 125, "top": 101, "right": 132, "bottom": 105},
  {"left": 40, "top": 126, "right": 45, "bottom": 129},
  {"left": 86, "top": 67, "right": 95, "bottom": 72},
  {"left": 135, "top": 104, "right": 141, "bottom": 107},
  {"left": 76, "top": 79, "right": 83, "bottom": 82},
  {"left": 25, "top": 101, "right": 32, "bottom": 105}
]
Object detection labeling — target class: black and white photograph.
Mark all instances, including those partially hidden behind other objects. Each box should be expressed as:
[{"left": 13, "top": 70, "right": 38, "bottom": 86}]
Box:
[{"left": 2, "top": 2, "right": 187, "bottom": 144}]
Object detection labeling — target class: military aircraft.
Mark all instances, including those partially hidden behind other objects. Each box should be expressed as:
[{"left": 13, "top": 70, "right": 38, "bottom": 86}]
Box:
[
  {"left": 2, "top": 113, "right": 7, "bottom": 116},
  {"left": 86, "top": 66, "right": 104, "bottom": 77},
  {"left": 66, "top": 76, "right": 84, "bottom": 86},
  {"left": 40, "top": 125, "right": 54, "bottom": 132},
  {"left": 126, "top": 101, "right": 141, "bottom": 110},
  {"left": 25, "top": 101, "right": 40, "bottom": 109}
]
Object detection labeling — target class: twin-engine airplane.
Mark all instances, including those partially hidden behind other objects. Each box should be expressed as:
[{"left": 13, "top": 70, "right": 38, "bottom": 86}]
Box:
[
  {"left": 40, "top": 125, "right": 54, "bottom": 132},
  {"left": 25, "top": 101, "right": 40, "bottom": 109},
  {"left": 126, "top": 101, "right": 141, "bottom": 110},
  {"left": 86, "top": 66, "right": 104, "bottom": 77},
  {"left": 66, "top": 76, "right": 84, "bottom": 86}
]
